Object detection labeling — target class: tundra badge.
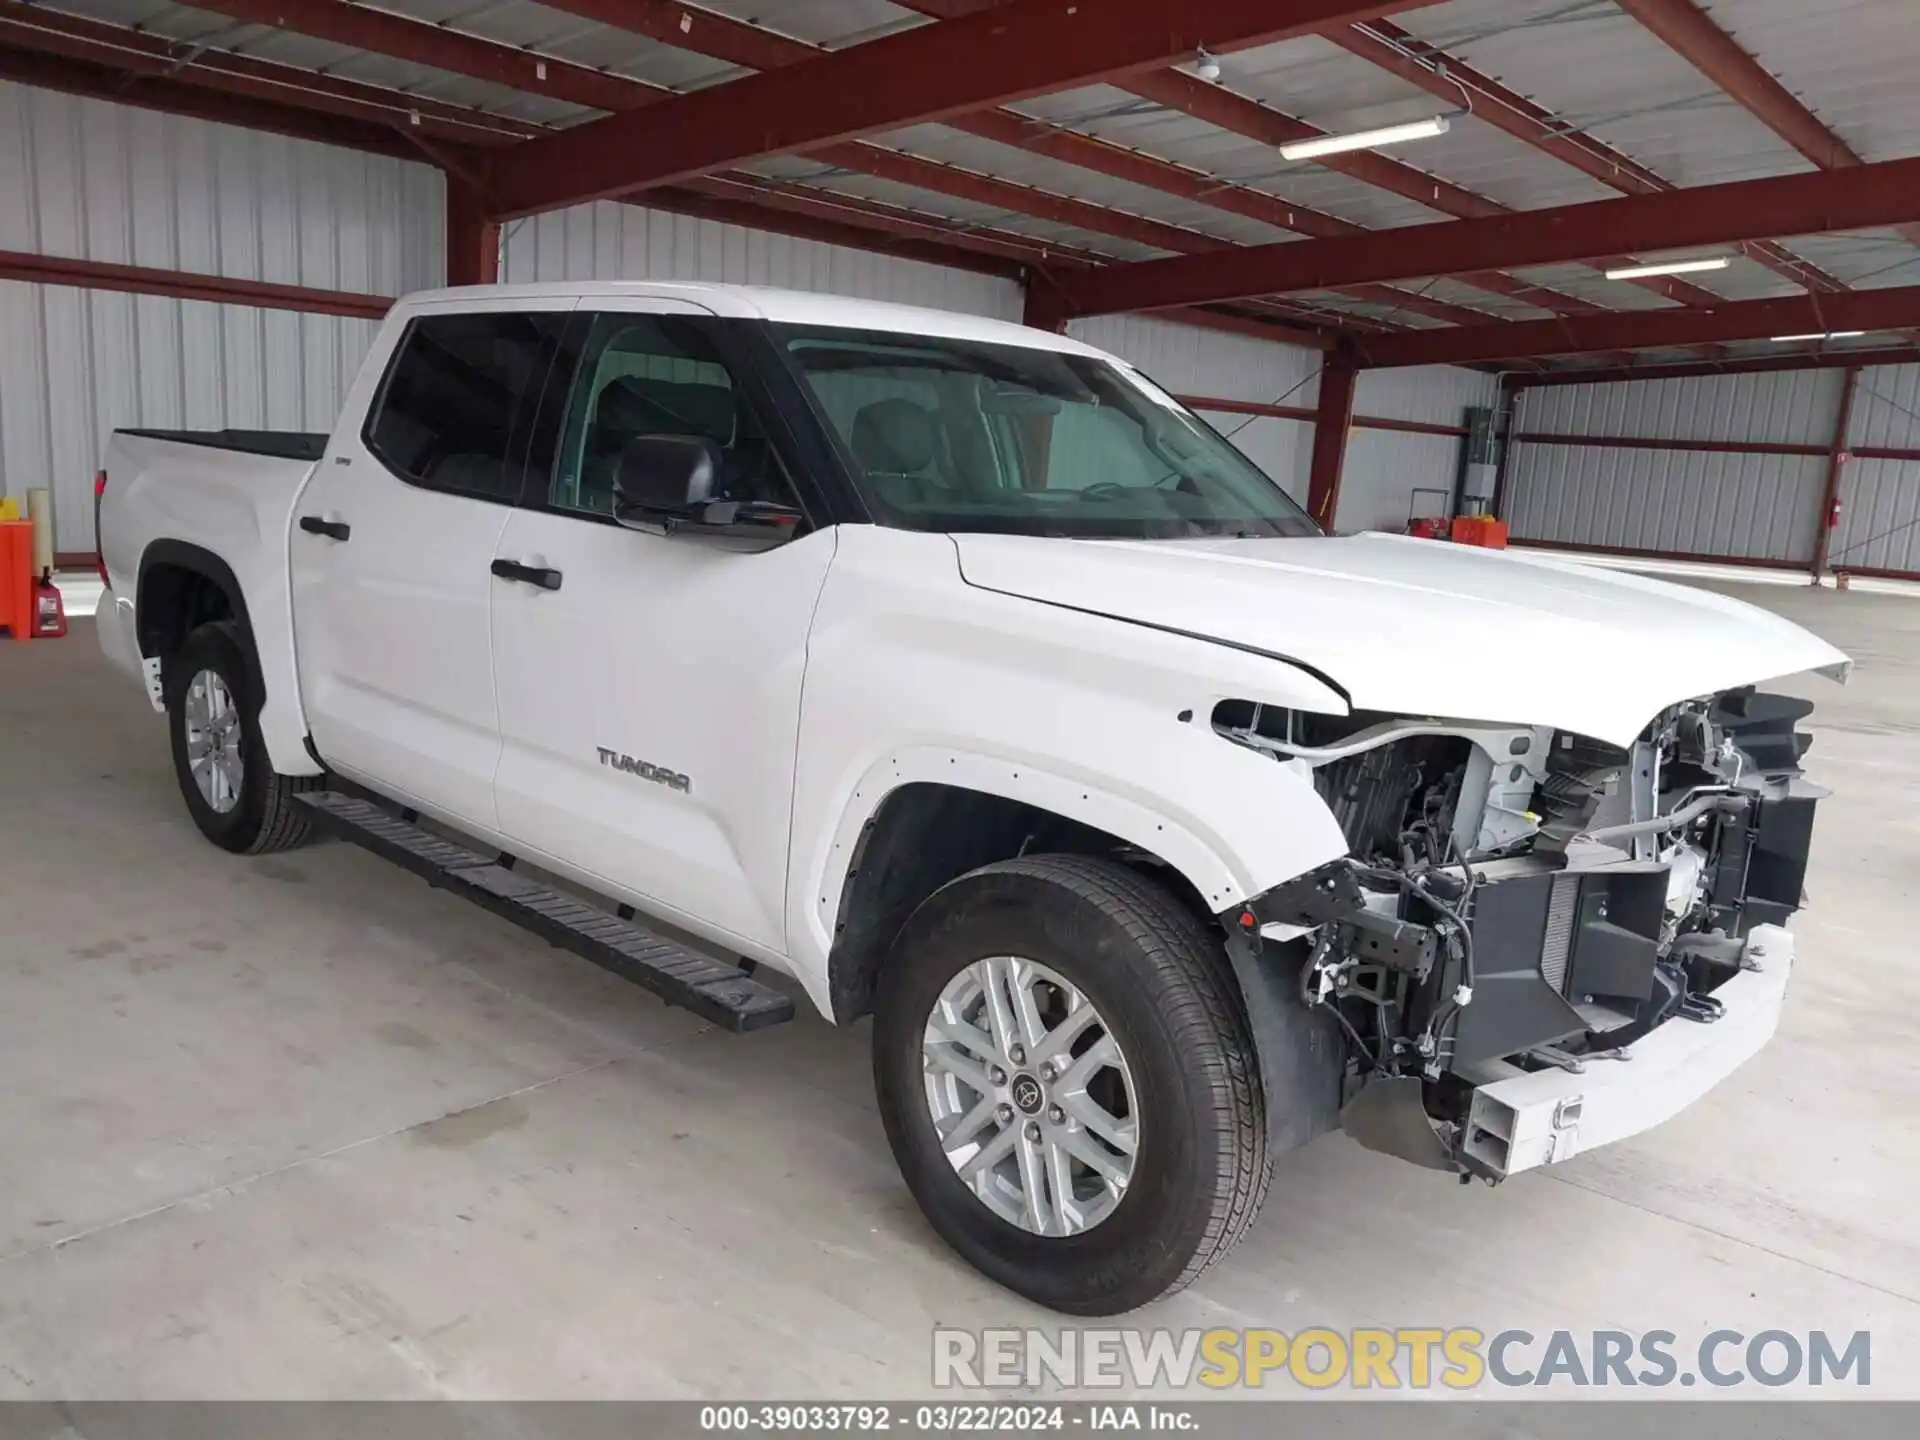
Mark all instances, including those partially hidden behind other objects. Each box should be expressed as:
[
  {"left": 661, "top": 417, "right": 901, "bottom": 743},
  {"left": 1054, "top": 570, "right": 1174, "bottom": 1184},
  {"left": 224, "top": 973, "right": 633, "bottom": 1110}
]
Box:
[{"left": 596, "top": 747, "right": 692, "bottom": 793}]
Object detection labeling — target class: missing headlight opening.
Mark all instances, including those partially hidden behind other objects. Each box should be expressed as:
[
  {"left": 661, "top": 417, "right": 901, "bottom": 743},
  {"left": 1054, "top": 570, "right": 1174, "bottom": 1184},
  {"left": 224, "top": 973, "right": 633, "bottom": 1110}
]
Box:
[{"left": 1217, "top": 690, "right": 1822, "bottom": 1181}]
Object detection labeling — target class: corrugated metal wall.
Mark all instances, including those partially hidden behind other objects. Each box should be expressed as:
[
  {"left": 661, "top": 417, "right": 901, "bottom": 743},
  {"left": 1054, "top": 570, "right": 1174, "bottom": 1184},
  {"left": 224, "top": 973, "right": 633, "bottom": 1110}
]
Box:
[
  {"left": 1067, "top": 313, "right": 1323, "bottom": 405},
  {"left": 0, "top": 79, "right": 443, "bottom": 552},
  {"left": 1504, "top": 369, "right": 1848, "bottom": 565},
  {"left": 1067, "top": 315, "right": 1322, "bottom": 504},
  {"left": 1069, "top": 314, "right": 1492, "bottom": 527},
  {"left": 1834, "top": 363, "right": 1920, "bottom": 575},
  {"left": 1519, "top": 371, "right": 1846, "bottom": 447},
  {"left": 1, "top": 74, "right": 1504, "bottom": 553},
  {"left": 503, "top": 201, "right": 1022, "bottom": 320},
  {"left": 1339, "top": 367, "right": 1496, "bottom": 534}
]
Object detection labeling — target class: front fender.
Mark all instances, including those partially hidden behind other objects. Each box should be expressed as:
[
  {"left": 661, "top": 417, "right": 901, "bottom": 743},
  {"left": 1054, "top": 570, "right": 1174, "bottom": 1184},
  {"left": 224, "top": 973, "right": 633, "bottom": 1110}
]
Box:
[{"left": 783, "top": 529, "right": 1353, "bottom": 1002}]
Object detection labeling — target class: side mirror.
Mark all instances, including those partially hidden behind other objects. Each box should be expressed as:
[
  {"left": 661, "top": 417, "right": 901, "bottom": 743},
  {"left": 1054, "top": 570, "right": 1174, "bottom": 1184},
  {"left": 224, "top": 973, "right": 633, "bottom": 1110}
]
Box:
[
  {"left": 612, "top": 432, "right": 805, "bottom": 539},
  {"left": 614, "top": 434, "right": 722, "bottom": 521}
]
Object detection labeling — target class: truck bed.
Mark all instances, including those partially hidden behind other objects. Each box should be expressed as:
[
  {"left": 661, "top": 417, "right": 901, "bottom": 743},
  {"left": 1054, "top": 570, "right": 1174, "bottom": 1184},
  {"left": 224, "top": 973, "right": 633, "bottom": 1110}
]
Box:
[
  {"left": 118, "top": 429, "right": 330, "bottom": 463},
  {"left": 97, "top": 427, "right": 327, "bottom": 779}
]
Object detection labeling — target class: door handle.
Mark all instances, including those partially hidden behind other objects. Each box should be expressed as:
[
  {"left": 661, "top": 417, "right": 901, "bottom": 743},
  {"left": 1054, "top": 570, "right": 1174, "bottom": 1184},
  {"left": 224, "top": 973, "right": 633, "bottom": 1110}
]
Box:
[
  {"left": 299, "top": 515, "right": 351, "bottom": 541},
  {"left": 491, "top": 558, "right": 563, "bottom": 591}
]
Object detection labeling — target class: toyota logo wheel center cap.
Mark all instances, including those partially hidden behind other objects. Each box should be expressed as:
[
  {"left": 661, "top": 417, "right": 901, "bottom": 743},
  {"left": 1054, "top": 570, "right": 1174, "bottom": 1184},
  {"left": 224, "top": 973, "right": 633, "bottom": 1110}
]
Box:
[{"left": 1010, "top": 1073, "right": 1046, "bottom": 1115}]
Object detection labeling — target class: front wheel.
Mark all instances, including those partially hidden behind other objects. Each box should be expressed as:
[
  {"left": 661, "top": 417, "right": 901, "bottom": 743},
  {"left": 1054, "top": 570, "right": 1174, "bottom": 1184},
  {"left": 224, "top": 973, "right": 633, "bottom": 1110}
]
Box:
[
  {"left": 873, "top": 854, "right": 1270, "bottom": 1314},
  {"left": 165, "top": 620, "right": 317, "bottom": 854}
]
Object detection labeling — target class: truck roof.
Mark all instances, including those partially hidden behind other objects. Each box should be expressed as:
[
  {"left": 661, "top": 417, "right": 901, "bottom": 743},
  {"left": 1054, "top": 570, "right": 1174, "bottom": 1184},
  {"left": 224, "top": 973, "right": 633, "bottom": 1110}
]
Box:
[{"left": 398, "top": 281, "right": 1112, "bottom": 358}]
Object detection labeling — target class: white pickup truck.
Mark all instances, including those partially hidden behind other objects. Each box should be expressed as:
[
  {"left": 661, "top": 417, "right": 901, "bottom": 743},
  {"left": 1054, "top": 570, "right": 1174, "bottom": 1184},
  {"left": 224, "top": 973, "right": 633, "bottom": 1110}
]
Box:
[{"left": 96, "top": 282, "right": 1848, "bottom": 1314}]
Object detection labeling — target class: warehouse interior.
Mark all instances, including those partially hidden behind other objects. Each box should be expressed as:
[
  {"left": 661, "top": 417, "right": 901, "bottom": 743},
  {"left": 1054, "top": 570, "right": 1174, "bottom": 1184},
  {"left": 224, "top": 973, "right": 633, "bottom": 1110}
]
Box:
[{"left": 1, "top": 0, "right": 1917, "bottom": 1404}]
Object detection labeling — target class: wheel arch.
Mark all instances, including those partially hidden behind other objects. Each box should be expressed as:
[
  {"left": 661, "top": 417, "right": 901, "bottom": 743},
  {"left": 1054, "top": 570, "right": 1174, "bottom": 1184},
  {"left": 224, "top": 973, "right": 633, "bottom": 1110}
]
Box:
[
  {"left": 134, "top": 538, "right": 320, "bottom": 777},
  {"left": 135, "top": 539, "right": 255, "bottom": 668},
  {"left": 819, "top": 759, "right": 1251, "bottom": 1026}
]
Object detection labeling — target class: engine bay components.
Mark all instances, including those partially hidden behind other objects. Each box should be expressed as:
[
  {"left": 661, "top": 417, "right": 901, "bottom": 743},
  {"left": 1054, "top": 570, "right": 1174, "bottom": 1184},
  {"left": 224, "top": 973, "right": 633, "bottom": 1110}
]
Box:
[{"left": 1226, "top": 687, "right": 1823, "bottom": 1177}]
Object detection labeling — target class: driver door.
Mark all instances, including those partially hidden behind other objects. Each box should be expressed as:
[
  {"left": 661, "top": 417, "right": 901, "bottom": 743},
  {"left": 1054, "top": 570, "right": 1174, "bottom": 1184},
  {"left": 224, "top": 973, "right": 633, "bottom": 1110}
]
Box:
[{"left": 489, "top": 304, "right": 836, "bottom": 955}]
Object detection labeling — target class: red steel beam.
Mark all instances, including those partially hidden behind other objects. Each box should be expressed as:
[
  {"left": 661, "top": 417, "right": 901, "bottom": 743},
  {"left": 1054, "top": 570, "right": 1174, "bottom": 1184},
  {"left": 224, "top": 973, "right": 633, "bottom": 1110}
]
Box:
[
  {"left": 0, "top": 19, "right": 1142, "bottom": 300},
  {"left": 1330, "top": 17, "right": 1845, "bottom": 294},
  {"left": 1306, "top": 352, "right": 1360, "bottom": 526},
  {"left": 897, "top": 0, "right": 1725, "bottom": 310},
  {"left": 0, "top": 248, "right": 393, "bottom": 318},
  {"left": 652, "top": 183, "right": 1331, "bottom": 347},
  {"left": 0, "top": 41, "right": 420, "bottom": 161},
  {"left": 1169, "top": 307, "right": 1340, "bottom": 348},
  {"left": 675, "top": 174, "right": 1100, "bottom": 276},
  {"left": 445, "top": 180, "right": 500, "bottom": 288},
  {"left": 1616, "top": 0, "right": 1863, "bottom": 169},
  {"left": 1615, "top": 0, "right": 1920, "bottom": 252},
  {"left": 1810, "top": 366, "right": 1862, "bottom": 577},
  {"left": 898, "top": 106, "right": 1584, "bottom": 319},
  {"left": 1516, "top": 346, "right": 1920, "bottom": 388},
  {"left": 1355, "top": 284, "right": 1920, "bottom": 368},
  {"left": 0, "top": 3, "right": 538, "bottom": 146},
  {"left": 0, "top": 19, "right": 1333, "bottom": 350},
  {"left": 645, "top": 184, "right": 1053, "bottom": 280},
  {"left": 1512, "top": 432, "right": 1827, "bottom": 459},
  {"left": 1060, "top": 154, "right": 1920, "bottom": 317},
  {"left": 167, "top": 0, "right": 1490, "bottom": 329},
  {"left": 183, "top": 0, "right": 647, "bottom": 114},
  {"left": 1520, "top": 347, "right": 1920, "bottom": 385},
  {"left": 479, "top": 1, "right": 1439, "bottom": 218},
  {"left": 538, "top": 3, "right": 1614, "bottom": 325},
  {"left": 0, "top": 202, "right": 1323, "bottom": 358}
]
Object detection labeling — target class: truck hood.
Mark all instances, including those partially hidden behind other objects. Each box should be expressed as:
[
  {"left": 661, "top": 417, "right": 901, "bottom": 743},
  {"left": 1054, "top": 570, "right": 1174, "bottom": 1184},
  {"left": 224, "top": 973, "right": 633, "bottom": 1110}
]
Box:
[{"left": 954, "top": 532, "right": 1850, "bottom": 747}]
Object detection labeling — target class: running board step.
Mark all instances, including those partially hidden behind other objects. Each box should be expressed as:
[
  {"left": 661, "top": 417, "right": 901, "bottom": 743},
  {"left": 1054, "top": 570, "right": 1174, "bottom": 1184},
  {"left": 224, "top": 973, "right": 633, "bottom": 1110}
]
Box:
[{"left": 296, "top": 791, "right": 794, "bottom": 1032}]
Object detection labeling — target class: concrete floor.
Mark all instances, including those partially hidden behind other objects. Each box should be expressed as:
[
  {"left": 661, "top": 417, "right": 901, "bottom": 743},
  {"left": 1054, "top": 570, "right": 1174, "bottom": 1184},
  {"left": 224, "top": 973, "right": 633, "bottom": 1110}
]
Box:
[{"left": 0, "top": 584, "right": 1913, "bottom": 1400}]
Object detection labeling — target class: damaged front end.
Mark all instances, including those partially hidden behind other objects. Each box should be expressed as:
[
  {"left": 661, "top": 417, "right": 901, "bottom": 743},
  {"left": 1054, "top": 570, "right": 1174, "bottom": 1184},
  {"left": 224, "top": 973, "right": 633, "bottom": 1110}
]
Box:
[{"left": 1221, "top": 688, "right": 1824, "bottom": 1181}]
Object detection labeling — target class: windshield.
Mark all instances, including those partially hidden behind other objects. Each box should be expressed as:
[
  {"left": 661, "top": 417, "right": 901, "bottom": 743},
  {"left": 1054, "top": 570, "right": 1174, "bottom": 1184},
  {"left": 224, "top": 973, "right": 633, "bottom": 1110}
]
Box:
[{"left": 771, "top": 325, "right": 1320, "bottom": 540}]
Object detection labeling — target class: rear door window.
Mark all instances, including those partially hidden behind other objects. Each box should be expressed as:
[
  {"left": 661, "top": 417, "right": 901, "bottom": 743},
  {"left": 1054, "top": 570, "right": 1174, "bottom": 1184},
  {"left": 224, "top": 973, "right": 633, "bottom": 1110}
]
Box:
[{"left": 364, "top": 312, "right": 560, "bottom": 502}]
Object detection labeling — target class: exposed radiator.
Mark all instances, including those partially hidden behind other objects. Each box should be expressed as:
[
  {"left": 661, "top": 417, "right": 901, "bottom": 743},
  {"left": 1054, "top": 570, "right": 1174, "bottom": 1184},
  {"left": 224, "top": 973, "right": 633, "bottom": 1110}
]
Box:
[{"left": 1540, "top": 873, "right": 1580, "bottom": 993}]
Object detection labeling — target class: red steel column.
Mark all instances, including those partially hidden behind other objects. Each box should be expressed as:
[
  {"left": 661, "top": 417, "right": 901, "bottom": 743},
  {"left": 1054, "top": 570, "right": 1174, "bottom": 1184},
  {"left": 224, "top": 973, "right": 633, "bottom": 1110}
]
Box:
[
  {"left": 1022, "top": 278, "right": 1070, "bottom": 333},
  {"left": 1307, "top": 352, "right": 1359, "bottom": 529},
  {"left": 446, "top": 178, "right": 500, "bottom": 288},
  {"left": 1811, "top": 365, "right": 1862, "bottom": 579}
]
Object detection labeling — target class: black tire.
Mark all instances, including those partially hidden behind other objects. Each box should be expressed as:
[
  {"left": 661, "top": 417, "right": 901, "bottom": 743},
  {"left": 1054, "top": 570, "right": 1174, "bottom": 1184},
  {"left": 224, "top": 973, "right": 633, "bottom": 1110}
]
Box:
[
  {"left": 873, "top": 854, "right": 1270, "bottom": 1315},
  {"left": 165, "top": 620, "right": 319, "bottom": 855}
]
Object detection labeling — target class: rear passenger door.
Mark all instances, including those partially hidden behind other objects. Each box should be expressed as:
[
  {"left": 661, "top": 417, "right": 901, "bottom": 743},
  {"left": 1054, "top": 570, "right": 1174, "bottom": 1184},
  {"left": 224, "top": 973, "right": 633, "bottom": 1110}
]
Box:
[
  {"left": 488, "top": 305, "right": 837, "bottom": 955},
  {"left": 291, "top": 300, "right": 572, "bottom": 830}
]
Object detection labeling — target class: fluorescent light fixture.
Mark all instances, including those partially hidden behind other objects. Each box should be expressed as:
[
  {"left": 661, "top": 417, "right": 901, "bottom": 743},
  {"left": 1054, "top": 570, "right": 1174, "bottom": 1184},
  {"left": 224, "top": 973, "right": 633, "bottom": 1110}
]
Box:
[
  {"left": 1279, "top": 115, "right": 1451, "bottom": 161},
  {"left": 1604, "top": 256, "right": 1732, "bottom": 280},
  {"left": 1770, "top": 330, "right": 1867, "bottom": 343}
]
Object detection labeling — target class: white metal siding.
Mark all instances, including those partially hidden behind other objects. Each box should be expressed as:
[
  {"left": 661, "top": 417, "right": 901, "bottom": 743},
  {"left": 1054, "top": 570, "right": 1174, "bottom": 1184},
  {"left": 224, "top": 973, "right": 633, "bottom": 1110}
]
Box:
[
  {"left": 1340, "top": 431, "right": 1468, "bottom": 534},
  {"left": 1334, "top": 366, "right": 1490, "bottom": 534},
  {"left": 1517, "top": 370, "right": 1845, "bottom": 448},
  {"left": 1505, "top": 431, "right": 1825, "bottom": 564},
  {"left": 1066, "top": 314, "right": 1322, "bottom": 406},
  {"left": 1833, "top": 364, "right": 1920, "bottom": 574},
  {"left": 503, "top": 201, "right": 1022, "bottom": 320},
  {"left": 0, "top": 282, "right": 383, "bottom": 552},
  {"left": 0, "top": 80, "right": 442, "bottom": 551},
  {"left": 1196, "top": 412, "right": 1313, "bottom": 504},
  {"left": 1502, "top": 370, "right": 1853, "bottom": 564},
  {"left": 1356, "top": 365, "right": 1499, "bottom": 427},
  {"left": 1067, "top": 317, "right": 1490, "bottom": 529},
  {"left": 1848, "top": 363, "right": 1920, "bottom": 450},
  {"left": 0, "top": 79, "right": 442, "bottom": 293}
]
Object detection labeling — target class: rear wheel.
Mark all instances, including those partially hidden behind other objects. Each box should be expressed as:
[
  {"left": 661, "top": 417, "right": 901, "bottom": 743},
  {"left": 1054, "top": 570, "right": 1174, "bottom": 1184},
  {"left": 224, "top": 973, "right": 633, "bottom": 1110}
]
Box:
[
  {"left": 165, "top": 621, "right": 318, "bottom": 854},
  {"left": 873, "top": 854, "right": 1269, "bottom": 1314}
]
